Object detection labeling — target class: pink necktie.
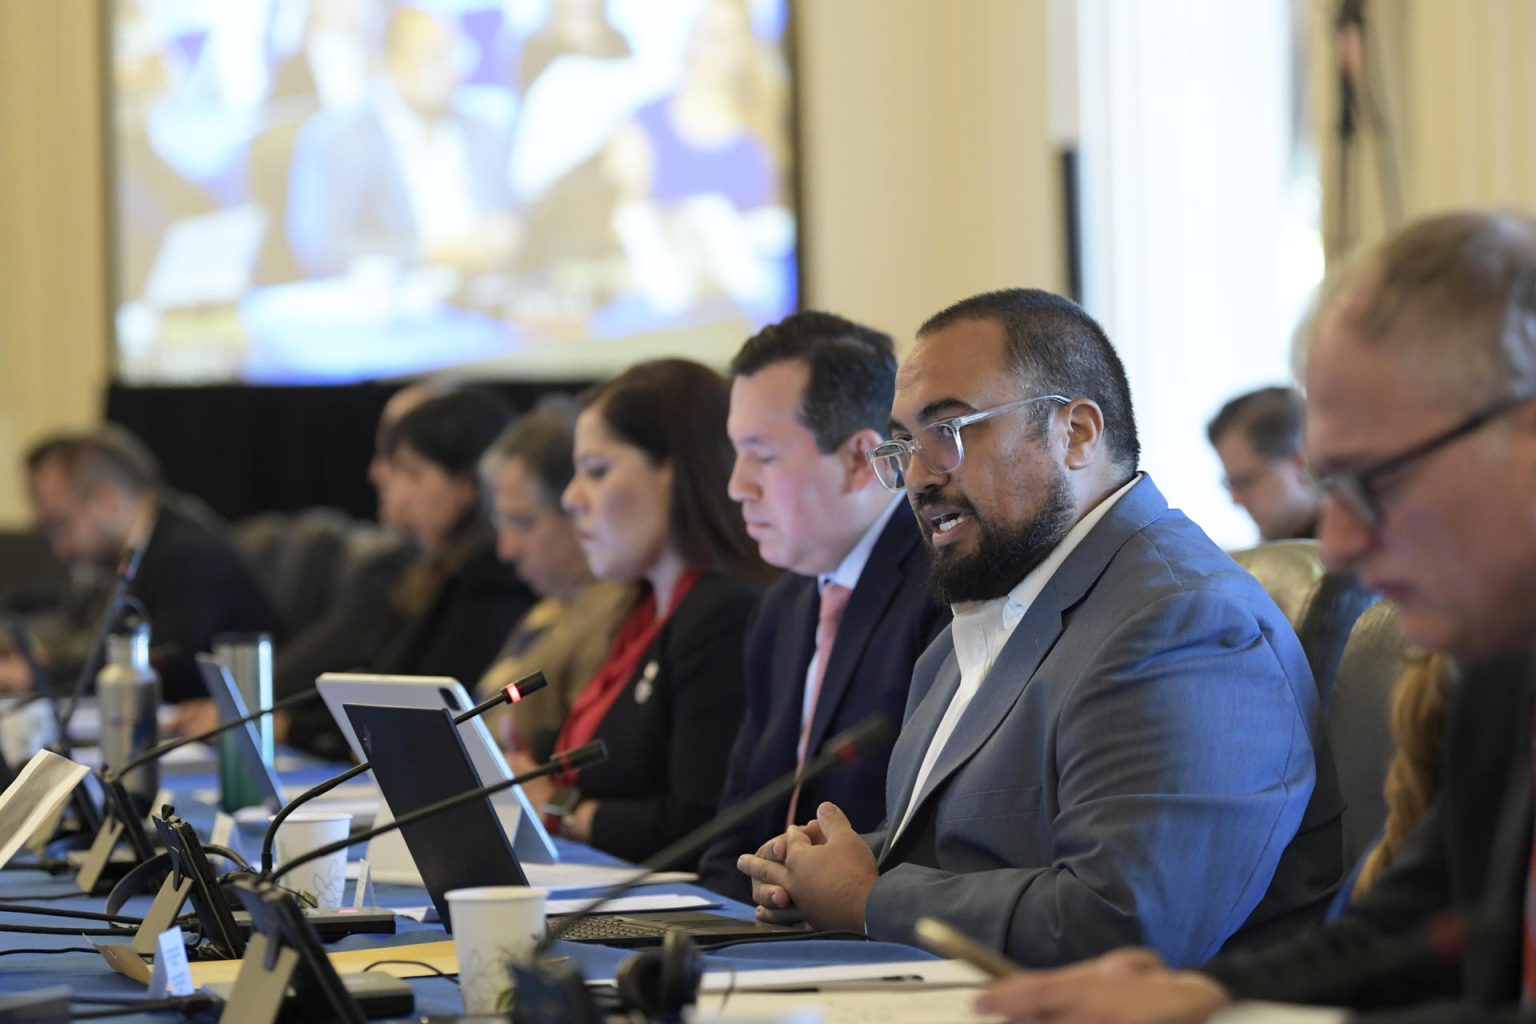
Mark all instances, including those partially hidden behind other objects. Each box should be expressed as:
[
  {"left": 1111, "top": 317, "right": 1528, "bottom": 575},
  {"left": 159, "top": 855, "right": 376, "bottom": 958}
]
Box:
[{"left": 786, "top": 582, "right": 852, "bottom": 826}]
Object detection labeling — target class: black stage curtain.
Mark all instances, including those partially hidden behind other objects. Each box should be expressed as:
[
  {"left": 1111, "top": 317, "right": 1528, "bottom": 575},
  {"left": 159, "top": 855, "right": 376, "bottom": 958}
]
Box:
[{"left": 106, "top": 381, "right": 591, "bottom": 523}]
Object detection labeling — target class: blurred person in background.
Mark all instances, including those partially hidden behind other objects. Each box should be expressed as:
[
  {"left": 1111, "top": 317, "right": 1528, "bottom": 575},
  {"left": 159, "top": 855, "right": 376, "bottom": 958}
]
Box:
[
  {"left": 1207, "top": 386, "right": 1321, "bottom": 542},
  {"left": 476, "top": 399, "right": 635, "bottom": 760},
  {"left": 19, "top": 426, "right": 276, "bottom": 703}
]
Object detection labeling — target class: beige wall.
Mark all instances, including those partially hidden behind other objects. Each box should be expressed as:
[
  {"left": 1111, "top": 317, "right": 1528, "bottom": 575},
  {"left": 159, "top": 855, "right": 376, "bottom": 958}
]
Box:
[
  {"left": 0, "top": 0, "right": 111, "bottom": 528},
  {"left": 796, "top": 0, "right": 1064, "bottom": 345},
  {"left": 1312, "top": 0, "right": 1536, "bottom": 261}
]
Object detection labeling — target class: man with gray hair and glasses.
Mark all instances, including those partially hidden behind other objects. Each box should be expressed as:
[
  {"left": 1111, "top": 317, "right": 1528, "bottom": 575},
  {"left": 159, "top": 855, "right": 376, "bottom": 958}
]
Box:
[
  {"left": 976, "top": 211, "right": 1536, "bottom": 1023},
  {"left": 738, "top": 287, "right": 1342, "bottom": 967}
]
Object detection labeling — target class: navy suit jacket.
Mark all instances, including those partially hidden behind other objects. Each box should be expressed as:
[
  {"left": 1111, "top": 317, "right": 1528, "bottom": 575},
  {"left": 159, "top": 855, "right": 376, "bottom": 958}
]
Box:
[
  {"left": 863, "top": 476, "right": 1342, "bottom": 967},
  {"left": 698, "top": 506, "right": 949, "bottom": 901}
]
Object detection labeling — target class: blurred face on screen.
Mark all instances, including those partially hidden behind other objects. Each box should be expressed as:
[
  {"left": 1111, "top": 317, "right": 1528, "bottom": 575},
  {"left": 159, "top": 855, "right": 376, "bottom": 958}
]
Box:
[
  {"left": 492, "top": 456, "right": 590, "bottom": 601},
  {"left": 385, "top": 9, "right": 462, "bottom": 120},
  {"left": 29, "top": 461, "right": 122, "bottom": 566},
  {"left": 727, "top": 360, "right": 874, "bottom": 576},
  {"left": 387, "top": 443, "right": 477, "bottom": 553},
  {"left": 688, "top": 0, "right": 754, "bottom": 88},
  {"left": 562, "top": 406, "right": 673, "bottom": 584}
]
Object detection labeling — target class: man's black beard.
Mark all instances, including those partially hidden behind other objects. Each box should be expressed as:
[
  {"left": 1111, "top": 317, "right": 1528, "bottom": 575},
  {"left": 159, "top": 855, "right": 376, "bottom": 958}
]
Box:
[{"left": 924, "top": 472, "right": 1075, "bottom": 605}]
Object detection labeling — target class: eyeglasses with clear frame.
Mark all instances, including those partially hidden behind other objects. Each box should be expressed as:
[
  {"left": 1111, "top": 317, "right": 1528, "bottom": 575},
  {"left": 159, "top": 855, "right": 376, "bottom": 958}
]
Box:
[
  {"left": 1310, "top": 393, "right": 1529, "bottom": 530},
  {"left": 867, "top": 394, "right": 1071, "bottom": 491}
]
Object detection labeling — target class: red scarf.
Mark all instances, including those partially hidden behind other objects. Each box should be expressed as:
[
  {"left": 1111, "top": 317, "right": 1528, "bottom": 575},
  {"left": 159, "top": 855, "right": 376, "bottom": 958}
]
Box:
[{"left": 551, "top": 569, "right": 701, "bottom": 786}]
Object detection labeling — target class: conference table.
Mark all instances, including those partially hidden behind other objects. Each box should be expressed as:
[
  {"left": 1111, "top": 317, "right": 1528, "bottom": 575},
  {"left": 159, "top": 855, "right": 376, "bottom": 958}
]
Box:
[{"left": 0, "top": 747, "right": 976, "bottom": 1022}]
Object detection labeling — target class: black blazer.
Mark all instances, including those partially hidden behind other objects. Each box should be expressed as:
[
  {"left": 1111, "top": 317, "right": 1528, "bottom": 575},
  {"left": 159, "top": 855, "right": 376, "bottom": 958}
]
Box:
[
  {"left": 581, "top": 572, "right": 762, "bottom": 867},
  {"left": 1203, "top": 649, "right": 1535, "bottom": 1022},
  {"left": 697, "top": 507, "right": 950, "bottom": 901},
  {"left": 133, "top": 501, "right": 279, "bottom": 703}
]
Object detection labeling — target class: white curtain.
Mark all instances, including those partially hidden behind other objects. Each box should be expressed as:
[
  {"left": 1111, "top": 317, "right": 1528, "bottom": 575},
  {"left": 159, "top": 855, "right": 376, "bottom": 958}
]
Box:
[{"left": 1075, "top": 0, "right": 1318, "bottom": 547}]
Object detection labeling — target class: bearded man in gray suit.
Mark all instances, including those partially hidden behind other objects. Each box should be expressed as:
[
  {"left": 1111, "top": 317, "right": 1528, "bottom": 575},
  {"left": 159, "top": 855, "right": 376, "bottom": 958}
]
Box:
[{"left": 738, "top": 288, "right": 1342, "bottom": 967}]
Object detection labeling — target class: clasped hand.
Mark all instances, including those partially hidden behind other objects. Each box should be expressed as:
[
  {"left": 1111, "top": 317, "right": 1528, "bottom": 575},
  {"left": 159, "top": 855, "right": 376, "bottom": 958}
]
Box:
[{"left": 735, "top": 801, "right": 879, "bottom": 934}]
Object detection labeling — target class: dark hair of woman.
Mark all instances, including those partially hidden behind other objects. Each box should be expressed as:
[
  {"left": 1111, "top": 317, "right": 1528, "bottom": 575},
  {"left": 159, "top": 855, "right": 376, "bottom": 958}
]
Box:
[
  {"left": 581, "top": 358, "right": 775, "bottom": 584},
  {"left": 387, "top": 387, "right": 513, "bottom": 615}
]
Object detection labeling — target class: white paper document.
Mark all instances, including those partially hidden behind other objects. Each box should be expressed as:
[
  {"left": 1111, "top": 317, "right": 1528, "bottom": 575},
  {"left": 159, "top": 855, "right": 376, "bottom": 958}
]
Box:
[
  {"left": 523, "top": 861, "right": 696, "bottom": 892},
  {"left": 392, "top": 892, "right": 717, "bottom": 924},
  {"left": 0, "top": 749, "right": 91, "bottom": 867}
]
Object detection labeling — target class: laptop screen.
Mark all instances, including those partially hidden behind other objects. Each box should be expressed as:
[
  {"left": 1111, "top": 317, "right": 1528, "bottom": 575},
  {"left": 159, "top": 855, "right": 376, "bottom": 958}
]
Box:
[
  {"left": 196, "top": 654, "right": 284, "bottom": 812},
  {"left": 344, "top": 702, "right": 528, "bottom": 930}
]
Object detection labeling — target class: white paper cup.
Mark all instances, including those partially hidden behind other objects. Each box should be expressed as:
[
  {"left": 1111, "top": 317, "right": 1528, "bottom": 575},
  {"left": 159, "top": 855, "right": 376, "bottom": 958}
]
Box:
[
  {"left": 447, "top": 886, "right": 548, "bottom": 1015},
  {"left": 274, "top": 811, "right": 351, "bottom": 909}
]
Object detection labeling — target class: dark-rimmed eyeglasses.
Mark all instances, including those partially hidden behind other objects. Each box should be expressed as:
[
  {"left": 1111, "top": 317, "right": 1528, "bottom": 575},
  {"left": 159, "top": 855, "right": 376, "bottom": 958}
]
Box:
[
  {"left": 867, "top": 395, "right": 1071, "bottom": 492},
  {"left": 1311, "top": 394, "right": 1529, "bottom": 529}
]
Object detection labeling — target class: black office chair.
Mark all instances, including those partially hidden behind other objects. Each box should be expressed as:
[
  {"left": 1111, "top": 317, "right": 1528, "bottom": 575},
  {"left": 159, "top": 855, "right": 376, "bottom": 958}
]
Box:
[
  {"left": 1327, "top": 600, "right": 1406, "bottom": 870},
  {"left": 1229, "top": 539, "right": 1378, "bottom": 703}
]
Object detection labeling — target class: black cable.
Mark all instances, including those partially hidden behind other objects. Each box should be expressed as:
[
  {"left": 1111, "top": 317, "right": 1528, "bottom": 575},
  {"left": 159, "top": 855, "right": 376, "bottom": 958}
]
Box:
[
  {"left": 693, "top": 928, "right": 872, "bottom": 952},
  {"left": 0, "top": 888, "right": 97, "bottom": 900},
  {"left": 0, "top": 902, "right": 144, "bottom": 925},
  {"left": 716, "top": 964, "right": 739, "bottom": 1014},
  {"left": 69, "top": 994, "right": 221, "bottom": 1019},
  {"left": 362, "top": 958, "right": 458, "bottom": 982},
  {"left": 0, "top": 858, "right": 70, "bottom": 873},
  {"left": 0, "top": 945, "right": 98, "bottom": 956},
  {"left": 0, "top": 922, "right": 132, "bottom": 936}
]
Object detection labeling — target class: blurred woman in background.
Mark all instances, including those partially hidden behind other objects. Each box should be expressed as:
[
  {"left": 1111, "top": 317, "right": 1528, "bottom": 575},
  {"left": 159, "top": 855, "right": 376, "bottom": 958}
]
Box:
[{"left": 371, "top": 387, "right": 534, "bottom": 682}]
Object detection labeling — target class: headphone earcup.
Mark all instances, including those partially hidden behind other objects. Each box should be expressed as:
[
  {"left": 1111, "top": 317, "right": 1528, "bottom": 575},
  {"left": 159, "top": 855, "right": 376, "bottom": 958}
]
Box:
[
  {"left": 615, "top": 930, "right": 702, "bottom": 1018},
  {"left": 658, "top": 929, "right": 702, "bottom": 1010},
  {"left": 616, "top": 947, "right": 666, "bottom": 1017}
]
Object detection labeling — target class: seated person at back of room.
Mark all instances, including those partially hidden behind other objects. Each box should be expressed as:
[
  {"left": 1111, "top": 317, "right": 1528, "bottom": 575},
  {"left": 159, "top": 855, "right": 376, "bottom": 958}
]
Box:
[
  {"left": 696, "top": 310, "right": 949, "bottom": 901},
  {"left": 476, "top": 401, "right": 635, "bottom": 761},
  {"left": 739, "top": 288, "right": 1342, "bottom": 967},
  {"left": 515, "top": 359, "right": 777, "bottom": 866},
  {"left": 24, "top": 426, "right": 277, "bottom": 703},
  {"left": 366, "top": 389, "right": 535, "bottom": 685},
  {"left": 1207, "top": 386, "right": 1321, "bottom": 542}
]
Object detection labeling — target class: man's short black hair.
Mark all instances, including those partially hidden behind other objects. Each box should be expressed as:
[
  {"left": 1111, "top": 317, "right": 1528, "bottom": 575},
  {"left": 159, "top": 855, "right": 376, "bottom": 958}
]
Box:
[
  {"left": 918, "top": 289, "right": 1141, "bottom": 472},
  {"left": 729, "top": 311, "right": 897, "bottom": 453},
  {"left": 1206, "top": 386, "right": 1305, "bottom": 461}
]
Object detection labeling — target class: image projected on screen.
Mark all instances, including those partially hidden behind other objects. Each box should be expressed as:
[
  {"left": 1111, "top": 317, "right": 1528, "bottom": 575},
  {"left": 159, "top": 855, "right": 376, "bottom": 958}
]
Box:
[{"left": 111, "top": 0, "right": 797, "bottom": 385}]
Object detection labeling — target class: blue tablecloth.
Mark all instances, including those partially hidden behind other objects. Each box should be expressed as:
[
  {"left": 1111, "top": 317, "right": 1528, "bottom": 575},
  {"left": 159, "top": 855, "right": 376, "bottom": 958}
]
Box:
[{"left": 0, "top": 754, "right": 933, "bottom": 1020}]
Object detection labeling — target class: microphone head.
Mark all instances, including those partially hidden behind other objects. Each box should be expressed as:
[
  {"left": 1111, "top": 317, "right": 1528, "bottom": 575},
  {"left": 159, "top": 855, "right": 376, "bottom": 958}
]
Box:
[
  {"left": 826, "top": 714, "right": 890, "bottom": 763},
  {"left": 503, "top": 671, "right": 548, "bottom": 704},
  {"left": 555, "top": 740, "right": 607, "bottom": 774}
]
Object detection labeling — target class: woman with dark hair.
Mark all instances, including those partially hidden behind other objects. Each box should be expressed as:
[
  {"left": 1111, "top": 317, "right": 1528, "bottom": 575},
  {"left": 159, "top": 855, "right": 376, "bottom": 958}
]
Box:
[
  {"left": 372, "top": 388, "right": 535, "bottom": 683},
  {"left": 517, "top": 358, "right": 774, "bottom": 864}
]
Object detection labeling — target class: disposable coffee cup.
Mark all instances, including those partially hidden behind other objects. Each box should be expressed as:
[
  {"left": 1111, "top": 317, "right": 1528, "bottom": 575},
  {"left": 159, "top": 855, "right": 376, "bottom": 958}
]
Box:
[
  {"left": 274, "top": 811, "right": 351, "bottom": 910},
  {"left": 446, "top": 886, "right": 548, "bottom": 1014}
]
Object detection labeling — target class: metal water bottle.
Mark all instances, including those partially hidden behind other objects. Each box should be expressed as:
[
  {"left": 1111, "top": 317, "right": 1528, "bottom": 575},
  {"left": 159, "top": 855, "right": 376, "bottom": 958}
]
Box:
[{"left": 97, "top": 611, "right": 161, "bottom": 805}]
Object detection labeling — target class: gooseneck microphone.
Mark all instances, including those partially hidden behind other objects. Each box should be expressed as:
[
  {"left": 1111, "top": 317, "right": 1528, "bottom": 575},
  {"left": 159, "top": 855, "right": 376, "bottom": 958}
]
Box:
[
  {"left": 56, "top": 519, "right": 151, "bottom": 739},
  {"left": 508, "top": 715, "right": 889, "bottom": 1024},
  {"left": 258, "top": 672, "right": 548, "bottom": 874},
  {"left": 106, "top": 689, "right": 323, "bottom": 782},
  {"left": 548, "top": 714, "right": 889, "bottom": 944},
  {"left": 266, "top": 740, "right": 607, "bottom": 886}
]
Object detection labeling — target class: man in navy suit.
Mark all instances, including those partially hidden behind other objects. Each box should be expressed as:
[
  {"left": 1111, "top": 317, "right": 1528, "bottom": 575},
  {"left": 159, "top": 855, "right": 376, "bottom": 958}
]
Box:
[
  {"left": 697, "top": 311, "right": 950, "bottom": 901},
  {"left": 739, "top": 289, "right": 1340, "bottom": 965}
]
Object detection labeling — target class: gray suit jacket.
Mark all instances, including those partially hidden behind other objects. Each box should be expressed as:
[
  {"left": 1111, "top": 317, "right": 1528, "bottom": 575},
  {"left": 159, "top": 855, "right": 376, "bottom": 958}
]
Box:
[{"left": 864, "top": 475, "right": 1342, "bottom": 967}]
